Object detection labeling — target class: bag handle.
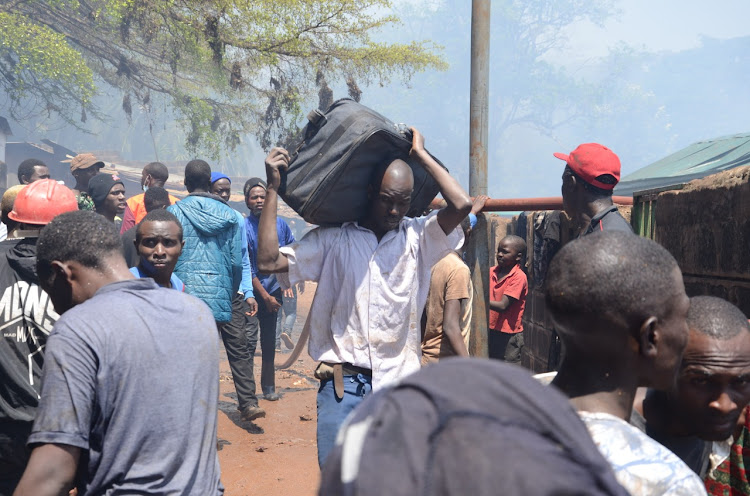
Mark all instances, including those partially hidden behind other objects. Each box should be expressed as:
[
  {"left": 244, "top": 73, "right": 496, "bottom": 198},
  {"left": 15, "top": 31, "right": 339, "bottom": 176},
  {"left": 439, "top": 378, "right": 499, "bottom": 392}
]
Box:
[
  {"left": 288, "top": 109, "right": 328, "bottom": 163},
  {"left": 307, "top": 109, "right": 327, "bottom": 128},
  {"left": 395, "top": 122, "right": 412, "bottom": 139}
]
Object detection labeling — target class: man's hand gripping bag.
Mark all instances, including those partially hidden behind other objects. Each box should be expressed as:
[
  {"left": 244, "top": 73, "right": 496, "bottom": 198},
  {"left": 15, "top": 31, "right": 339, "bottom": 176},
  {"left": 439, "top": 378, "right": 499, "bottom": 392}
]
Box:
[{"left": 278, "top": 99, "right": 448, "bottom": 226}]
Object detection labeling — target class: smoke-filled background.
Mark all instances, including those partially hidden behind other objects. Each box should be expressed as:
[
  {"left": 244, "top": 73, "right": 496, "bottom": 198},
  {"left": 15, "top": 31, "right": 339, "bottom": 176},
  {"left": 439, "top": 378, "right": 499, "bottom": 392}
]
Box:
[{"left": 6, "top": 0, "right": 750, "bottom": 198}]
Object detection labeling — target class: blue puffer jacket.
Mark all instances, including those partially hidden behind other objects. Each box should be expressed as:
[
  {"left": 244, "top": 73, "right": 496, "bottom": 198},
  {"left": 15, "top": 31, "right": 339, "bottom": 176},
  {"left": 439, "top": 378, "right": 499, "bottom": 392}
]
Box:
[{"left": 168, "top": 194, "right": 242, "bottom": 323}]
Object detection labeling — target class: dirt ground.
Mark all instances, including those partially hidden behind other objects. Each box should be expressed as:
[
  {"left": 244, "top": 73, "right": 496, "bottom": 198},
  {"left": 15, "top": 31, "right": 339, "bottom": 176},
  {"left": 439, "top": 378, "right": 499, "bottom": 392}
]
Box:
[{"left": 217, "top": 283, "right": 321, "bottom": 496}]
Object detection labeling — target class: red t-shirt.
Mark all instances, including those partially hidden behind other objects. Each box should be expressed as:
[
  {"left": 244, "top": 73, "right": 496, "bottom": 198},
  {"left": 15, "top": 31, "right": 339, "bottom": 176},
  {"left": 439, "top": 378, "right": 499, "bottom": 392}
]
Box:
[{"left": 488, "top": 263, "right": 527, "bottom": 334}]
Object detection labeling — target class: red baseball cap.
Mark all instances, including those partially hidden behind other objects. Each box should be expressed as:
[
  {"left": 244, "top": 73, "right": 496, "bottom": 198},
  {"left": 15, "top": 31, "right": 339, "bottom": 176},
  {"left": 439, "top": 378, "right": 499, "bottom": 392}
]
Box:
[{"left": 553, "top": 143, "right": 621, "bottom": 190}]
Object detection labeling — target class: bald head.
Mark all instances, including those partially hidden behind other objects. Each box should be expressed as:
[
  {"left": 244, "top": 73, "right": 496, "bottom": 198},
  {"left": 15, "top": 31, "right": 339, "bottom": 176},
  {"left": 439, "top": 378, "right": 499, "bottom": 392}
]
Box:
[
  {"left": 687, "top": 296, "right": 749, "bottom": 340},
  {"left": 546, "top": 231, "right": 683, "bottom": 333},
  {"left": 373, "top": 159, "right": 414, "bottom": 192},
  {"left": 364, "top": 159, "right": 415, "bottom": 237}
]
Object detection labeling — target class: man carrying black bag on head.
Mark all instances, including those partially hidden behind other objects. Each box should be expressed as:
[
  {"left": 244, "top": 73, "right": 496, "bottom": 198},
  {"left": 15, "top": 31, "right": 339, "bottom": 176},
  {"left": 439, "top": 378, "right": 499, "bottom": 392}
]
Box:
[{"left": 257, "top": 127, "right": 472, "bottom": 466}]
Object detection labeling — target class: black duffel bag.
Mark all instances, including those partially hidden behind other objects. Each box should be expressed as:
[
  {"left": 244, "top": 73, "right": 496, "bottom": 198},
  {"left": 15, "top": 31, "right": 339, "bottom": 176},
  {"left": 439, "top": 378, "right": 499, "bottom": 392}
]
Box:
[{"left": 278, "top": 99, "right": 447, "bottom": 226}]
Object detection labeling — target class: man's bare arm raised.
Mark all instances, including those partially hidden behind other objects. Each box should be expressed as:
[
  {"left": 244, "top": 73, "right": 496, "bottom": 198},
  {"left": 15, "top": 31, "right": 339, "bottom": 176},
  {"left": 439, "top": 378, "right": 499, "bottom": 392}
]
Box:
[
  {"left": 257, "top": 147, "right": 291, "bottom": 274},
  {"left": 409, "top": 127, "right": 472, "bottom": 235}
]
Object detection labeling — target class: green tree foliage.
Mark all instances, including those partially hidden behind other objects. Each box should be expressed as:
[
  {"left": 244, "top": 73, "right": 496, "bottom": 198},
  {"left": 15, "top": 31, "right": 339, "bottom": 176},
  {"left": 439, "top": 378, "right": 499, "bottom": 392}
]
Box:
[
  {"left": 0, "top": 0, "right": 446, "bottom": 157},
  {"left": 0, "top": 11, "right": 96, "bottom": 127}
]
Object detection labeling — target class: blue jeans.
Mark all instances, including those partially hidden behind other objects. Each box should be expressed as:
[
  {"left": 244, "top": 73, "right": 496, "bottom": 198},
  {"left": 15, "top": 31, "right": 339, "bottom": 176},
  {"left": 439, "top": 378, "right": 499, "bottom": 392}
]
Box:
[
  {"left": 316, "top": 373, "right": 372, "bottom": 467},
  {"left": 257, "top": 289, "right": 281, "bottom": 395},
  {"left": 275, "top": 291, "right": 297, "bottom": 348}
]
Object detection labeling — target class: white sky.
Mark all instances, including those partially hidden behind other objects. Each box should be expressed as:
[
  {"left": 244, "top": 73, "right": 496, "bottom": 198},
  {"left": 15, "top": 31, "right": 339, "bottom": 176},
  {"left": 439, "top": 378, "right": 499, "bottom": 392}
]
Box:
[
  {"left": 391, "top": 0, "right": 750, "bottom": 196},
  {"left": 550, "top": 0, "right": 750, "bottom": 60},
  {"left": 403, "top": 0, "right": 750, "bottom": 56}
]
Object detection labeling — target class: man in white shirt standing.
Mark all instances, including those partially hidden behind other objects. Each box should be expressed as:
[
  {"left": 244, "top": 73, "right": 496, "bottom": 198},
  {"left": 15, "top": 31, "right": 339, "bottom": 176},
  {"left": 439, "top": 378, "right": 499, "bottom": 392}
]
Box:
[{"left": 257, "top": 128, "right": 471, "bottom": 466}]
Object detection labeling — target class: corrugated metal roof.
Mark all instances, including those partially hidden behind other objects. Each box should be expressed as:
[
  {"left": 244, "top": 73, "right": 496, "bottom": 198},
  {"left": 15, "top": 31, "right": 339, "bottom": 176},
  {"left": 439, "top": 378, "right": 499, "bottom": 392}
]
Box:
[{"left": 615, "top": 133, "right": 750, "bottom": 196}]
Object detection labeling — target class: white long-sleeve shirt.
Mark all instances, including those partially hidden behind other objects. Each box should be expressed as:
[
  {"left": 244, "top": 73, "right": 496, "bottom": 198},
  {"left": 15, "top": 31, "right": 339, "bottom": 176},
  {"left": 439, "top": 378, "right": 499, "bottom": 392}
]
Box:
[{"left": 280, "top": 211, "right": 463, "bottom": 389}]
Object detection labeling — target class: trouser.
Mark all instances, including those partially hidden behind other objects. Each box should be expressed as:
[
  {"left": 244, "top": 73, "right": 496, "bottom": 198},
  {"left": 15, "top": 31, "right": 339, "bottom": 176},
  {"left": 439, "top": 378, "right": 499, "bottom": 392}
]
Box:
[
  {"left": 0, "top": 420, "right": 32, "bottom": 495},
  {"left": 217, "top": 294, "right": 260, "bottom": 410},
  {"left": 275, "top": 288, "right": 298, "bottom": 347},
  {"left": 488, "top": 330, "right": 524, "bottom": 364},
  {"left": 257, "top": 289, "right": 282, "bottom": 395},
  {"left": 315, "top": 363, "right": 372, "bottom": 467}
]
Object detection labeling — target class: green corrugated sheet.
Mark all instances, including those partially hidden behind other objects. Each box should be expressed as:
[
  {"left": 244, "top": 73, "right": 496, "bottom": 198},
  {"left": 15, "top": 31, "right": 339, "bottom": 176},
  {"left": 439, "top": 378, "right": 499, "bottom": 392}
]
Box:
[{"left": 615, "top": 133, "right": 750, "bottom": 196}]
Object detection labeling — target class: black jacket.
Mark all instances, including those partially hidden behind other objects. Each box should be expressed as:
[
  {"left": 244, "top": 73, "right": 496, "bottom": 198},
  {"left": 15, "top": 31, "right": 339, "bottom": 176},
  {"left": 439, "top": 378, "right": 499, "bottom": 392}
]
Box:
[{"left": 0, "top": 237, "right": 59, "bottom": 422}]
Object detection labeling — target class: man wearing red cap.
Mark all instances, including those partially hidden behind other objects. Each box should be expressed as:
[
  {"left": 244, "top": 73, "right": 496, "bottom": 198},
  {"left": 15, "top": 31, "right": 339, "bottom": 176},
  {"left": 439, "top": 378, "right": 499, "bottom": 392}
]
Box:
[
  {"left": 554, "top": 143, "right": 633, "bottom": 236},
  {"left": 0, "top": 180, "right": 78, "bottom": 493}
]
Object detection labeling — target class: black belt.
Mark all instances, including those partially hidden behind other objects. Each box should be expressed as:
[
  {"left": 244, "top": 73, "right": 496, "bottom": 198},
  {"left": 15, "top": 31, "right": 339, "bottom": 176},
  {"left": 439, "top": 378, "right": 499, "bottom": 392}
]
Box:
[{"left": 340, "top": 363, "right": 372, "bottom": 377}]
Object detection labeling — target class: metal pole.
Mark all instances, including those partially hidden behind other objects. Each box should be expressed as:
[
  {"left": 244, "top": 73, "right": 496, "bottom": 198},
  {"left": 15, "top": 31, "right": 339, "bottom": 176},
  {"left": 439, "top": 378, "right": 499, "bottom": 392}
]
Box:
[
  {"left": 466, "top": 209, "right": 491, "bottom": 358},
  {"left": 431, "top": 195, "right": 634, "bottom": 211},
  {"left": 468, "top": 0, "right": 491, "bottom": 357},
  {"left": 469, "top": 0, "right": 490, "bottom": 196}
]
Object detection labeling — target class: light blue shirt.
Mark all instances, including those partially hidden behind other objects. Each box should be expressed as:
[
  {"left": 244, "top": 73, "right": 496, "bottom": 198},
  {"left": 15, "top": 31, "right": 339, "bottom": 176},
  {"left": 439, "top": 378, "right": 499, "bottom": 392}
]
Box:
[
  {"left": 129, "top": 266, "right": 185, "bottom": 292},
  {"left": 235, "top": 210, "right": 255, "bottom": 300}
]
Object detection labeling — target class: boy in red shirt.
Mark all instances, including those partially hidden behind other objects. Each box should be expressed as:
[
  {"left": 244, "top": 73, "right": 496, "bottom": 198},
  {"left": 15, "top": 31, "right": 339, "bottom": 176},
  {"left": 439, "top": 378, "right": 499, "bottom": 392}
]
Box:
[{"left": 488, "top": 235, "right": 528, "bottom": 363}]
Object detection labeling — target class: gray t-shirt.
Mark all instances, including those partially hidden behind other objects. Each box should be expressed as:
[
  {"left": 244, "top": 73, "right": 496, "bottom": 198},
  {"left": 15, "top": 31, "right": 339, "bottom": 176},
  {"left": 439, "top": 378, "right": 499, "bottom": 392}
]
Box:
[
  {"left": 28, "top": 278, "right": 224, "bottom": 495},
  {"left": 582, "top": 206, "right": 633, "bottom": 236}
]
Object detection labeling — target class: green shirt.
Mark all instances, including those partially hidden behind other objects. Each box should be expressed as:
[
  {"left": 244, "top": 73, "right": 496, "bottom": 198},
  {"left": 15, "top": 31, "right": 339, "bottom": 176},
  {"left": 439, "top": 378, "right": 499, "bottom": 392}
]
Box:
[{"left": 77, "top": 191, "right": 94, "bottom": 211}]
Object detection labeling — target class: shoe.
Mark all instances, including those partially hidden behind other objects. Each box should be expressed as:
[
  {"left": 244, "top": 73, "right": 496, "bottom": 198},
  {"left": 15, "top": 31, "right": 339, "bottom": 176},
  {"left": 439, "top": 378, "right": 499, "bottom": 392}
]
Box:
[
  {"left": 239, "top": 405, "right": 266, "bottom": 421},
  {"left": 280, "top": 332, "right": 294, "bottom": 349},
  {"left": 263, "top": 392, "right": 282, "bottom": 401}
]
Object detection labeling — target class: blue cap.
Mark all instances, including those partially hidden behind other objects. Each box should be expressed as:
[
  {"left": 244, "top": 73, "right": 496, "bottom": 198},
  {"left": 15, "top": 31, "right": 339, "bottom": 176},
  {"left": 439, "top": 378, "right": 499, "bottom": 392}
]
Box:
[
  {"left": 469, "top": 213, "right": 477, "bottom": 229},
  {"left": 210, "top": 171, "right": 231, "bottom": 185}
]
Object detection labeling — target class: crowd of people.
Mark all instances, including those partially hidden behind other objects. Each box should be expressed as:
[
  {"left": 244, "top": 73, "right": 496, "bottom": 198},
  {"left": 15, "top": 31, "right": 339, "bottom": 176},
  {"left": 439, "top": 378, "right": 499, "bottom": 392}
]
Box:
[{"left": 0, "top": 133, "right": 748, "bottom": 495}]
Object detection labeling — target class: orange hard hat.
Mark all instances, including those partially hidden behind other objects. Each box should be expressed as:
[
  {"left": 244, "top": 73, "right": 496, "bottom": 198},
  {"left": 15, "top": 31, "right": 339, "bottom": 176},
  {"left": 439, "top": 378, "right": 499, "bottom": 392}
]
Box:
[{"left": 9, "top": 179, "right": 78, "bottom": 225}]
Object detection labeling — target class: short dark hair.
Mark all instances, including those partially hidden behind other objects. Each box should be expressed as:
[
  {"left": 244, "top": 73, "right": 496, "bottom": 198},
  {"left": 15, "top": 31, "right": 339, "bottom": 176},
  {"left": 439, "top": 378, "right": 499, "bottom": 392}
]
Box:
[
  {"left": 687, "top": 296, "right": 750, "bottom": 341},
  {"left": 143, "top": 186, "right": 171, "bottom": 212},
  {"left": 136, "top": 209, "right": 183, "bottom": 243},
  {"left": 143, "top": 162, "right": 169, "bottom": 183},
  {"left": 545, "top": 231, "right": 681, "bottom": 332},
  {"left": 184, "top": 159, "right": 211, "bottom": 192},
  {"left": 500, "top": 234, "right": 527, "bottom": 255},
  {"left": 37, "top": 211, "right": 124, "bottom": 281},
  {"left": 17, "top": 158, "right": 47, "bottom": 183}
]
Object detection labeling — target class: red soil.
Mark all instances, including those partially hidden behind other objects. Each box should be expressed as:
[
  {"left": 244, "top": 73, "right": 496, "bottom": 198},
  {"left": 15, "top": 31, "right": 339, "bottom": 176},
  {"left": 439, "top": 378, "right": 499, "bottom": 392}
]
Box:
[{"left": 217, "top": 284, "right": 321, "bottom": 496}]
